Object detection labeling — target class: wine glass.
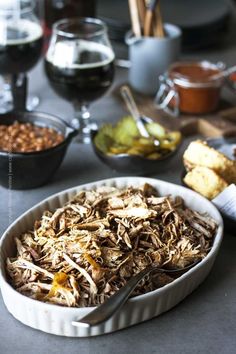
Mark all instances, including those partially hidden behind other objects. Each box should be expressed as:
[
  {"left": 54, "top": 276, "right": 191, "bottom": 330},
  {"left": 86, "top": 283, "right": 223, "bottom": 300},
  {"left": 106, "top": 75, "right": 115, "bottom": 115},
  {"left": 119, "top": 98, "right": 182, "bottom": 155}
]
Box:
[
  {"left": 45, "top": 17, "right": 115, "bottom": 143},
  {"left": 0, "top": 0, "right": 43, "bottom": 110}
]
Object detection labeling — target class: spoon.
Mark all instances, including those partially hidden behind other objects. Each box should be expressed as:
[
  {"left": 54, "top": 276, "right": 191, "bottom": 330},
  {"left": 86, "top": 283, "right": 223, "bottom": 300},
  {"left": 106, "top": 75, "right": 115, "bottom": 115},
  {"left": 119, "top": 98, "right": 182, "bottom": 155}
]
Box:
[
  {"left": 210, "top": 65, "right": 236, "bottom": 81},
  {"left": 120, "top": 85, "right": 160, "bottom": 146},
  {"left": 72, "top": 260, "right": 200, "bottom": 328}
]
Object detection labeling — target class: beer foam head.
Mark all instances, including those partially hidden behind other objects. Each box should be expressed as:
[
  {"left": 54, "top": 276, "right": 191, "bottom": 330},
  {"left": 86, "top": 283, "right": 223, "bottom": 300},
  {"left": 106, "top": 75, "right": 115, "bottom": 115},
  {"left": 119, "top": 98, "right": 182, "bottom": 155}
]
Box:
[
  {"left": 46, "top": 40, "right": 115, "bottom": 69},
  {"left": 0, "top": 19, "right": 42, "bottom": 45}
]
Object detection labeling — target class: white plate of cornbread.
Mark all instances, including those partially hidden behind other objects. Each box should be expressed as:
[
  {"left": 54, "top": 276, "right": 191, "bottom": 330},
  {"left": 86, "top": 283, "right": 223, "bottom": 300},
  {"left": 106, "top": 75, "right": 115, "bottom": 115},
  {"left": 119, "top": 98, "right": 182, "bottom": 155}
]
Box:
[{"left": 182, "top": 138, "right": 236, "bottom": 231}]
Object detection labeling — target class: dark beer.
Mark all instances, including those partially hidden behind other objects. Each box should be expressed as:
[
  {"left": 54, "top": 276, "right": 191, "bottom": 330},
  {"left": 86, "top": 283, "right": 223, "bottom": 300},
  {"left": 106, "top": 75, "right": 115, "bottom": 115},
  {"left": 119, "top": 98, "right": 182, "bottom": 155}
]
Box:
[
  {"left": 45, "top": 40, "right": 115, "bottom": 103},
  {"left": 0, "top": 20, "right": 43, "bottom": 75}
]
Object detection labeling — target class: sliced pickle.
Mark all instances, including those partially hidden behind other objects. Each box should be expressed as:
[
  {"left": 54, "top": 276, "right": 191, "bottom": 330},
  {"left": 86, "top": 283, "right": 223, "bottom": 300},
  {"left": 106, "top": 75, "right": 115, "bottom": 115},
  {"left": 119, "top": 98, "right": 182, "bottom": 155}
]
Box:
[
  {"left": 126, "top": 147, "right": 144, "bottom": 156},
  {"left": 160, "top": 131, "right": 181, "bottom": 150},
  {"left": 146, "top": 122, "right": 166, "bottom": 138},
  {"left": 146, "top": 152, "right": 162, "bottom": 160},
  {"left": 133, "top": 138, "right": 157, "bottom": 154},
  {"left": 113, "top": 116, "right": 139, "bottom": 146},
  {"left": 109, "top": 145, "right": 129, "bottom": 154},
  {"left": 94, "top": 124, "right": 114, "bottom": 153},
  {"left": 94, "top": 116, "right": 181, "bottom": 159}
]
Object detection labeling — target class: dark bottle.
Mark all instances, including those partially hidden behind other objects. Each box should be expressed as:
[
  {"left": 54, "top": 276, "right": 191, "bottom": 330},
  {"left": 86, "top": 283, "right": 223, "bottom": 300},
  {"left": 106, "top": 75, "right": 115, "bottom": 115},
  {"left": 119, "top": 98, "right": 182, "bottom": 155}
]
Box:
[{"left": 43, "top": 0, "right": 96, "bottom": 39}]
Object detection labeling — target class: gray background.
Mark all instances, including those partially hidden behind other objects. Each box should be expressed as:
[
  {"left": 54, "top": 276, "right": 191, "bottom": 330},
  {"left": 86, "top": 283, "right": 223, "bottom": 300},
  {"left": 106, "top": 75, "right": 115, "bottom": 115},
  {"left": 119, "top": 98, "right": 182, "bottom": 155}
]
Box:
[{"left": 1, "top": 1, "right": 236, "bottom": 353}]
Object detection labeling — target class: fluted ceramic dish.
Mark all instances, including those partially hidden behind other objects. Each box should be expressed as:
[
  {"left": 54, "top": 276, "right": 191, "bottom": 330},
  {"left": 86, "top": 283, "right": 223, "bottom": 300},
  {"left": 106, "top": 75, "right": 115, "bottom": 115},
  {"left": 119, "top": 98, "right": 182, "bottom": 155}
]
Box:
[{"left": 0, "top": 177, "right": 223, "bottom": 337}]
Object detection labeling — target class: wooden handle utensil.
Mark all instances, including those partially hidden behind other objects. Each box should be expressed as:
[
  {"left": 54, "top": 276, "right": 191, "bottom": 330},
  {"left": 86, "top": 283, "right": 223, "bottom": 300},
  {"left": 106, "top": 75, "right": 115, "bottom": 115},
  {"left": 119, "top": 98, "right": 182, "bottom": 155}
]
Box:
[
  {"left": 128, "top": 0, "right": 142, "bottom": 37},
  {"left": 154, "top": 2, "right": 165, "bottom": 37},
  {"left": 144, "top": 0, "right": 159, "bottom": 36},
  {"left": 137, "top": 0, "right": 146, "bottom": 27},
  {"left": 129, "top": 0, "right": 165, "bottom": 38}
]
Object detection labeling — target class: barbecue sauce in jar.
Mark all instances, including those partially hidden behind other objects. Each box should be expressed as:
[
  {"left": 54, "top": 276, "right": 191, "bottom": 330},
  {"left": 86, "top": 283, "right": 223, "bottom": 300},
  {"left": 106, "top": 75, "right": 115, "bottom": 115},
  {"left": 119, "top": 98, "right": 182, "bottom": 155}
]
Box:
[{"left": 170, "top": 61, "right": 223, "bottom": 114}]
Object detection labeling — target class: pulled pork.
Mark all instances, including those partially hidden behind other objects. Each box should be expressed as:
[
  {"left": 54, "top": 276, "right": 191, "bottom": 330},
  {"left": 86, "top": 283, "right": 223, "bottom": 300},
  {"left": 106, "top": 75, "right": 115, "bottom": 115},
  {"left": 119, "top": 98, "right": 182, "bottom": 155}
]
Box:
[{"left": 6, "top": 184, "right": 217, "bottom": 307}]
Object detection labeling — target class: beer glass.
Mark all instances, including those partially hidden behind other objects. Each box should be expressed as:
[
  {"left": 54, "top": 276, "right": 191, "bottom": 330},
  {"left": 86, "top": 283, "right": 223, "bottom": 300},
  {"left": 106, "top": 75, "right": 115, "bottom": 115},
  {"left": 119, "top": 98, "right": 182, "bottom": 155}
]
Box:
[
  {"left": 45, "top": 18, "right": 115, "bottom": 143},
  {"left": 0, "top": 0, "right": 43, "bottom": 110}
]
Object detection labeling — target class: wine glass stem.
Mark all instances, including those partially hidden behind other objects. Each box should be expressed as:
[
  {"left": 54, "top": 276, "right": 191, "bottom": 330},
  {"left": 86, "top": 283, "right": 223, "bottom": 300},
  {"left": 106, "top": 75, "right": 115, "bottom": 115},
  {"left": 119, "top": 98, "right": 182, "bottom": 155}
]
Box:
[
  {"left": 11, "top": 73, "right": 27, "bottom": 111},
  {"left": 72, "top": 103, "right": 97, "bottom": 144}
]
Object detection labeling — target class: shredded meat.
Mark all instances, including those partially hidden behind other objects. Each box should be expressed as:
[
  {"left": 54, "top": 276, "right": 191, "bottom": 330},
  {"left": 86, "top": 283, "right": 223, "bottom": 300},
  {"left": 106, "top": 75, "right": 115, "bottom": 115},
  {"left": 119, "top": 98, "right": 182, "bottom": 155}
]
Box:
[{"left": 6, "top": 184, "right": 217, "bottom": 307}]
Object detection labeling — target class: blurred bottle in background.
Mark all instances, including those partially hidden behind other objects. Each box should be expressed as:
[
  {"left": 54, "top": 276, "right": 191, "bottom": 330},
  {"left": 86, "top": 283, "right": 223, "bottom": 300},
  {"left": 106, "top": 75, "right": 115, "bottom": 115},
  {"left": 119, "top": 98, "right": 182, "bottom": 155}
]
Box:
[{"left": 43, "top": 0, "right": 96, "bottom": 46}]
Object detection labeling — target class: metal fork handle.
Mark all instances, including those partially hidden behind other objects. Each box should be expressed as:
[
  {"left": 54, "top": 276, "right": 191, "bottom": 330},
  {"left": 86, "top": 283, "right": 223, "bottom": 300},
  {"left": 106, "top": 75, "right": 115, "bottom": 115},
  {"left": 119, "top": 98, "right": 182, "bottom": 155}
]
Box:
[
  {"left": 72, "top": 262, "right": 198, "bottom": 328},
  {"left": 72, "top": 265, "right": 159, "bottom": 328}
]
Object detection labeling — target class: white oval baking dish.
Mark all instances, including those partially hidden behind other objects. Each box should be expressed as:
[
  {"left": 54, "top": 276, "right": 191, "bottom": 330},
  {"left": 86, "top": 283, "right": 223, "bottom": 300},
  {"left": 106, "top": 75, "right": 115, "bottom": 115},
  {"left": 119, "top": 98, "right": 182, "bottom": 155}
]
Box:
[{"left": 0, "top": 177, "right": 223, "bottom": 337}]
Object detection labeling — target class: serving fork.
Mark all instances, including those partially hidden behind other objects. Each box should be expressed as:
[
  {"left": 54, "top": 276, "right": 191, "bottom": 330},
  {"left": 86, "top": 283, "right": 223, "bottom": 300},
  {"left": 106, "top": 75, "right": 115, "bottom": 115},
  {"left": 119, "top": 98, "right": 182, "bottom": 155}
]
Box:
[{"left": 72, "top": 260, "right": 200, "bottom": 328}]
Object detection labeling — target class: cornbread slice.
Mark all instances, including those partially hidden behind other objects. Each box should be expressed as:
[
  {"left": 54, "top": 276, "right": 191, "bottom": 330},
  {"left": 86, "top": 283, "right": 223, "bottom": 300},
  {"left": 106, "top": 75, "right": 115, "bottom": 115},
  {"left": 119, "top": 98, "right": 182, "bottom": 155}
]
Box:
[
  {"left": 183, "top": 140, "right": 236, "bottom": 184},
  {"left": 184, "top": 166, "right": 228, "bottom": 200}
]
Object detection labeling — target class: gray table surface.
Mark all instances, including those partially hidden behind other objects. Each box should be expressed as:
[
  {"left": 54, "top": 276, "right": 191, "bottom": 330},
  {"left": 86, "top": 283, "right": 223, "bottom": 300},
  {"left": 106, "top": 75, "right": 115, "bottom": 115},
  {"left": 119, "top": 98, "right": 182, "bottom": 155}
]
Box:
[{"left": 1, "top": 10, "right": 236, "bottom": 354}]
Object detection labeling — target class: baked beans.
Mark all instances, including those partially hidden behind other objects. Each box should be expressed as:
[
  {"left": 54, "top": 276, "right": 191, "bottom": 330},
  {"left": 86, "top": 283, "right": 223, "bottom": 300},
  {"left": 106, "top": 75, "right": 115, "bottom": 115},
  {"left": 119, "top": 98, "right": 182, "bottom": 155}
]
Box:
[{"left": 0, "top": 122, "right": 64, "bottom": 153}]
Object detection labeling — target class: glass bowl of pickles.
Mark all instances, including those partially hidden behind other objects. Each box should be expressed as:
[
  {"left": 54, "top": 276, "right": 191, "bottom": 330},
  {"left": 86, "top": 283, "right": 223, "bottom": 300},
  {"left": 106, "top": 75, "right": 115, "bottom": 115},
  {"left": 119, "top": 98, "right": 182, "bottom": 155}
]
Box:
[{"left": 92, "top": 116, "right": 182, "bottom": 174}]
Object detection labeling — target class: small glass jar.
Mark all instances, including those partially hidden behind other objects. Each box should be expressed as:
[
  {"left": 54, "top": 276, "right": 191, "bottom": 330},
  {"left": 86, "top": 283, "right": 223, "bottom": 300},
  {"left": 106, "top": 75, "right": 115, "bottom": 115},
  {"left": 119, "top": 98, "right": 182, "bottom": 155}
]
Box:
[{"left": 156, "top": 61, "right": 225, "bottom": 116}]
